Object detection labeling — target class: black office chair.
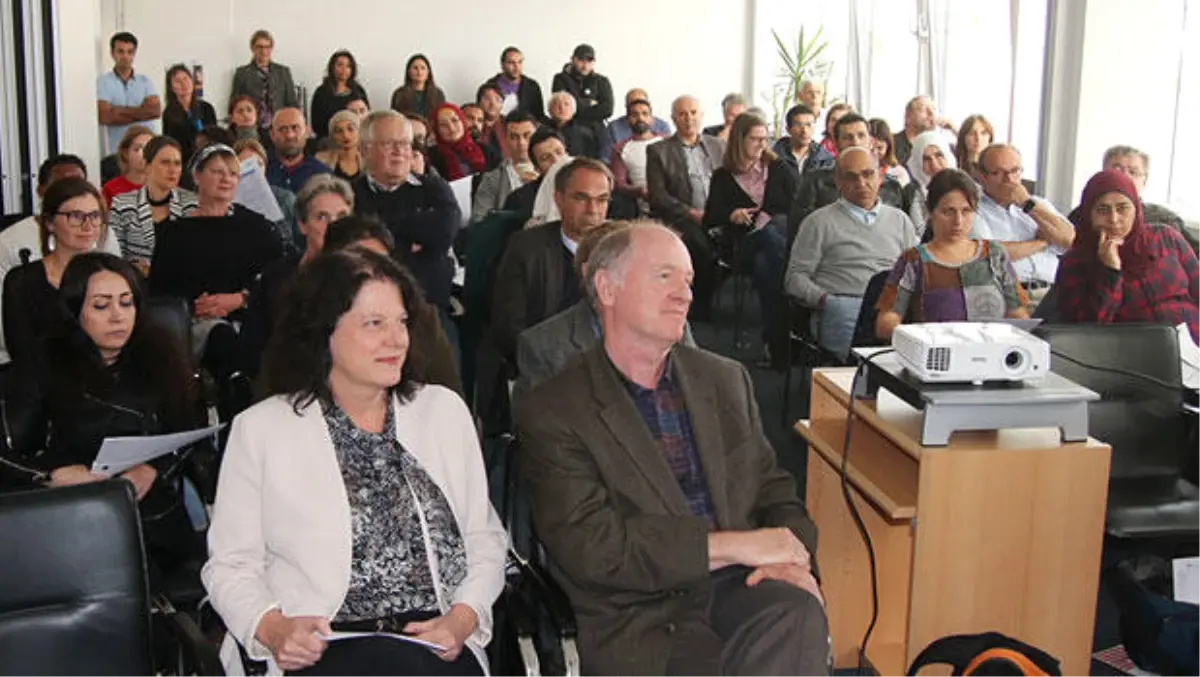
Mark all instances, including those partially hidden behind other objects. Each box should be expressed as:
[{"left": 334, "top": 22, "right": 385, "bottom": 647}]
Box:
[
  {"left": 708, "top": 224, "right": 753, "bottom": 351},
  {"left": 779, "top": 300, "right": 843, "bottom": 427}
]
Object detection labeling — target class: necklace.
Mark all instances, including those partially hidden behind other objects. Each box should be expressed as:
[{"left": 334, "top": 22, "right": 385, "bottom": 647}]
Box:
[{"left": 147, "top": 190, "right": 171, "bottom": 207}]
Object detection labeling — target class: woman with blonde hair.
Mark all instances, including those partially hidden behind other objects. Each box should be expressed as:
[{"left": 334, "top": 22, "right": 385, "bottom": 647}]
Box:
[
  {"left": 316, "top": 109, "right": 364, "bottom": 181},
  {"left": 102, "top": 125, "right": 155, "bottom": 206}
]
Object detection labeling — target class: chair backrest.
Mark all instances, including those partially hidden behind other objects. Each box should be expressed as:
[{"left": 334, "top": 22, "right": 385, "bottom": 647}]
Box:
[
  {"left": 1034, "top": 323, "right": 1186, "bottom": 479},
  {"left": 0, "top": 481, "right": 152, "bottom": 674},
  {"left": 851, "top": 269, "right": 893, "bottom": 349},
  {"left": 142, "top": 295, "right": 193, "bottom": 358}
]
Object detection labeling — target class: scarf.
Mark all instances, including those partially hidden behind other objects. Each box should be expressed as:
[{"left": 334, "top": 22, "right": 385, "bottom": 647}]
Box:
[
  {"left": 1073, "top": 170, "right": 1153, "bottom": 278},
  {"left": 431, "top": 103, "right": 487, "bottom": 181},
  {"left": 906, "top": 130, "right": 957, "bottom": 190}
]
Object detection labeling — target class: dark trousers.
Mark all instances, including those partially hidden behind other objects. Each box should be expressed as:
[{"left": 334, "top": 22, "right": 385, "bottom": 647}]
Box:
[
  {"left": 671, "top": 217, "right": 717, "bottom": 316},
  {"left": 288, "top": 611, "right": 484, "bottom": 677},
  {"left": 742, "top": 215, "right": 790, "bottom": 360},
  {"left": 664, "top": 566, "right": 830, "bottom": 676}
]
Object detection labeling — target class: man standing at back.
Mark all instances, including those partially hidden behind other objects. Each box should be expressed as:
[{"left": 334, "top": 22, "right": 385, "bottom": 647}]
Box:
[
  {"left": 230, "top": 30, "right": 299, "bottom": 139},
  {"left": 552, "top": 44, "right": 614, "bottom": 146},
  {"left": 96, "top": 32, "right": 160, "bottom": 156},
  {"left": 517, "top": 221, "right": 828, "bottom": 675},
  {"left": 488, "top": 46, "right": 547, "bottom": 124}
]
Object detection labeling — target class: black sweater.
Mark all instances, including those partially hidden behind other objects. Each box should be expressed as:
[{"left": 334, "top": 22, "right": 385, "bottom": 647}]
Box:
[
  {"left": 551, "top": 66, "right": 614, "bottom": 132},
  {"left": 162, "top": 100, "right": 218, "bottom": 165},
  {"left": 352, "top": 173, "right": 462, "bottom": 309},
  {"left": 2, "top": 261, "right": 66, "bottom": 365},
  {"left": 310, "top": 81, "right": 369, "bottom": 139},
  {"left": 702, "top": 159, "right": 797, "bottom": 229}
]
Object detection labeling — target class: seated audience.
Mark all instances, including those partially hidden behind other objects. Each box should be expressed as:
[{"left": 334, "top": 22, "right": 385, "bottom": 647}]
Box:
[
  {"left": 195, "top": 124, "right": 235, "bottom": 152},
  {"left": 646, "top": 94, "right": 726, "bottom": 320},
  {"left": 491, "top": 158, "right": 611, "bottom": 365},
  {"left": 429, "top": 103, "right": 499, "bottom": 182},
  {"left": 904, "top": 130, "right": 956, "bottom": 234},
  {"left": 461, "top": 103, "right": 485, "bottom": 139},
  {"left": 818, "top": 102, "right": 853, "bottom": 156},
  {"left": 473, "top": 83, "right": 504, "bottom": 153},
  {"left": 235, "top": 139, "right": 300, "bottom": 254},
  {"left": 161, "top": 64, "right": 216, "bottom": 166},
  {"left": 516, "top": 222, "right": 827, "bottom": 675},
  {"left": 502, "top": 127, "right": 568, "bottom": 221},
  {"left": 353, "top": 111, "right": 461, "bottom": 320},
  {"left": 789, "top": 113, "right": 908, "bottom": 237},
  {"left": 599, "top": 88, "right": 673, "bottom": 165},
  {"left": 893, "top": 95, "right": 954, "bottom": 165},
  {"left": 1055, "top": 170, "right": 1198, "bottom": 342},
  {"left": 969, "top": 144, "right": 1074, "bottom": 306},
  {"left": 390, "top": 53, "right": 446, "bottom": 121},
  {"left": 406, "top": 113, "right": 431, "bottom": 149},
  {"left": 310, "top": 49, "right": 369, "bottom": 141},
  {"left": 266, "top": 107, "right": 331, "bottom": 193},
  {"left": 704, "top": 113, "right": 796, "bottom": 364},
  {"left": 610, "top": 97, "right": 666, "bottom": 215},
  {"left": 4, "top": 178, "right": 111, "bottom": 363},
  {"left": 703, "top": 92, "right": 747, "bottom": 140},
  {"left": 314, "top": 109, "right": 364, "bottom": 181},
  {"left": 772, "top": 104, "right": 834, "bottom": 178},
  {"left": 1, "top": 252, "right": 203, "bottom": 575},
  {"left": 149, "top": 143, "right": 281, "bottom": 418},
  {"left": 867, "top": 118, "right": 909, "bottom": 187},
  {"left": 110, "top": 136, "right": 198, "bottom": 269},
  {"left": 203, "top": 249, "right": 505, "bottom": 675},
  {"left": 230, "top": 29, "right": 298, "bottom": 137},
  {"left": 227, "top": 94, "right": 262, "bottom": 144},
  {"left": 548, "top": 91, "right": 599, "bottom": 159},
  {"left": 955, "top": 114, "right": 994, "bottom": 177},
  {"left": 876, "top": 169, "right": 1028, "bottom": 340},
  {"left": 786, "top": 147, "right": 918, "bottom": 359},
  {"left": 551, "top": 44, "right": 614, "bottom": 145},
  {"left": 346, "top": 95, "right": 370, "bottom": 122},
  {"left": 487, "top": 46, "right": 547, "bottom": 124},
  {"left": 102, "top": 124, "right": 154, "bottom": 206},
  {"left": 470, "top": 110, "right": 538, "bottom": 224}
]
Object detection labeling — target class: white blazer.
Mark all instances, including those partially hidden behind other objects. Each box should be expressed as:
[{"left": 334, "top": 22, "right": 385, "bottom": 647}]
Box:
[{"left": 202, "top": 385, "right": 508, "bottom": 675}]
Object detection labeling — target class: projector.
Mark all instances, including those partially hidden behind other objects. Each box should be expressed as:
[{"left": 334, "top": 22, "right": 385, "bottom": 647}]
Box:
[{"left": 891, "top": 322, "right": 1050, "bottom": 383}]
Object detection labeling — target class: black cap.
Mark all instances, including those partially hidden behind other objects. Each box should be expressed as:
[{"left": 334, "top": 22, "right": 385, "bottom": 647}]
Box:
[{"left": 572, "top": 44, "right": 595, "bottom": 61}]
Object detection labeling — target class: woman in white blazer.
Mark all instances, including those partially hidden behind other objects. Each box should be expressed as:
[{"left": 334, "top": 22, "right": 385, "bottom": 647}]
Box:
[{"left": 202, "top": 248, "right": 507, "bottom": 676}]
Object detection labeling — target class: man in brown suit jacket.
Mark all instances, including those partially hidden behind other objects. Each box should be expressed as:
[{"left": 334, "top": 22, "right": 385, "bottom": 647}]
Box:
[
  {"left": 645, "top": 95, "right": 725, "bottom": 319},
  {"left": 516, "top": 222, "right": 829, "bottom": 675}
]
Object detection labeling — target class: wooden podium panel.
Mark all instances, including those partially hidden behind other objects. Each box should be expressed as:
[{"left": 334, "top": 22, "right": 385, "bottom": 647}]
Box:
[{"left": 798, "top": 369, "right": 1110, "bottom": 676}]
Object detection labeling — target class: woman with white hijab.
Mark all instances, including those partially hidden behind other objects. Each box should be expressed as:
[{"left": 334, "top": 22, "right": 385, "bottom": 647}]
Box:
[{"left": 905, "top": 130, "right": 957, "bottom": 237}]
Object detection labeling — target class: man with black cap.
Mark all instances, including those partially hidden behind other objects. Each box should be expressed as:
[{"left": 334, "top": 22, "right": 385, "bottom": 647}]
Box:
[{"left": 552, "top": 44, "right": 614, "bottom": 147}]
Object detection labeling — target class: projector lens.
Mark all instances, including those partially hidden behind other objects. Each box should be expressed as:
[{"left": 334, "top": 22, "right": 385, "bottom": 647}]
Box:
[{"left": 1004, "top": 350, "right": 1024, "bottom": 370}]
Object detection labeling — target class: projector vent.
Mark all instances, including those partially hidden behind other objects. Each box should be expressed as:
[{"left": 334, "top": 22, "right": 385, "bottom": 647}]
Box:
[{"left": 925, "top": 347, "right": 951, "bottom": 372}]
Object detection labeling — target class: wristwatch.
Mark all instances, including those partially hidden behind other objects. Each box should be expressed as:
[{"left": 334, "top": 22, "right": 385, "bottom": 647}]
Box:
[{"left": 1021, "top": 198, "right": 1037, "bottom": 214}]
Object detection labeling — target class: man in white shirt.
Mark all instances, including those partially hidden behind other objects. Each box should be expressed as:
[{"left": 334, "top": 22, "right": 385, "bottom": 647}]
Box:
[
  {"left": 969, "top": 144, "right": 1075, "bottom": 305},
  {"left": 0, "top": 154, "right": 123, "bottom": 363},
  {"left": 610, "top": 98, "right": 665, "bottom": 215}
]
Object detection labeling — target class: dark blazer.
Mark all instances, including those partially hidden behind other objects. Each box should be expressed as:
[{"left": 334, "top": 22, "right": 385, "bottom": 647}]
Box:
[
  {"left": 788, "top": 168, "right": 909, "bottom": 239},
  {"left": 702, "top": 159, "right": 798, "bottom": 229},
  {"left": 230, "top": 61, "right": 298, "bottom": 115},
  {"left": 488, "top": 74, "right": 547, "bottom": 124},
  {"left": 490, "top": 221, "right": 579, "bottom": 363},
  {"left": 515, "top": 344, "right": 818, "bottom": 675},
  {"left": 646, "top": 135, "right": 726, "bottom": 225},
  {"left": 161, "top": 100, "right": 218, "bottom": 165},
  {"left": 555, "top": 120, "right": 600, "bottom": 160},
  {"left": 389, "top": 85, "right": 446, "bottom": 121}
]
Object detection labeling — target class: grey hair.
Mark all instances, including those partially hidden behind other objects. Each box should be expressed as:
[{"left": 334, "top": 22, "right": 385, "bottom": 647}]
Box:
[
  {"left": 1103, "top": 145, "right": 1150, "bottom": 173},
  {"left": 295, "top": 174, "right": 355, "bottom": 222},
  {"left": 721, "top": 92, "right": 748, "bottom": 112},
  {"left": 359, "top": 109, "right": 410, "bottom": 145},
  {"left": 328, "top": 109, "right": 360, "bottom": 134},
  {"left": 837, "top": 145, "right": 879, "bottom": 168},
  {"left": 549, "top": 91, "right": 576, "bottom": 110},
  {"left": 584, "top": 220, "right": 680, "bottom": 308}
]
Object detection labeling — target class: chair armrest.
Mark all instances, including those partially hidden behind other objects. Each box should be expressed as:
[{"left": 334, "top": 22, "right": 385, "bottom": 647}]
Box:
[
  {"left": 153, "top": 595, "right": 224, "bottom": 675},
  {"left": 514, "top": 555, "right": 577, "bottom": 638}
]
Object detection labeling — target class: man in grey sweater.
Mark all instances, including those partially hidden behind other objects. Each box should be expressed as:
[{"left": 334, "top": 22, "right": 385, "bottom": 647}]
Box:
[{"left": 786, "top": 147, "right": 918, "bottom": 359}]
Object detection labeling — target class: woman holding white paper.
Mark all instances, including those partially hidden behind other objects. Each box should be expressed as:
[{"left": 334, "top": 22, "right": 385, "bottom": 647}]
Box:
[
  {"left": 202, "top": 249, "right": 506, "bottom": 675},
  {"left": 0, "top": 252, "right": 204, "bottom": 566}
]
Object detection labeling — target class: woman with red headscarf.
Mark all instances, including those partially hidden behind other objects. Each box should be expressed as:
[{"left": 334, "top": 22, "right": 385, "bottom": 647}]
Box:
[
  {"left": 1055, "top": 169, "right": 1198, "bottom": 341},
  {"left": 428, "top": 103, "right": 498, "bottom": 182}
]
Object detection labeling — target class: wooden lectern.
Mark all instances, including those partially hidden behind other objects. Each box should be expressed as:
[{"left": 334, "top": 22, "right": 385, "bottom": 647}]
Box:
[{"left": 797, "top": 368, "right": 1111, "bottom": 675}]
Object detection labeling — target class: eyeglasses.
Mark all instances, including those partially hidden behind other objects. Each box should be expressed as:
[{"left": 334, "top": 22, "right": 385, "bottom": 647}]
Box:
[
  {"left": 310, "top": 210, "right": 351, "bottom": 224},
  {"left": 1109, "top": 164, "right": 1147, "bottom": 179},
  {"left": 56, "top": 210, "right": 104, "bottom": 229},
  {"left": 986, "top": 166, "right": 1023, "bottom": 181}
]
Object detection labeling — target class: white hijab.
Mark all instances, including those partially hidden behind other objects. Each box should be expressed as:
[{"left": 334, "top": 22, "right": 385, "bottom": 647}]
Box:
[
  {"left": 905, "top": 130, "right": 957, "bottom": 190},
  {"left": 527, "top": 153, "right": 574, "bottom": 228}
]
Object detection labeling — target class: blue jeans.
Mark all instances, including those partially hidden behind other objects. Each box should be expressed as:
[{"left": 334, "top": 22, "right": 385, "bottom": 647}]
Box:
[{"left": 741, "top": 215, "right": 790, "bottom": 357}]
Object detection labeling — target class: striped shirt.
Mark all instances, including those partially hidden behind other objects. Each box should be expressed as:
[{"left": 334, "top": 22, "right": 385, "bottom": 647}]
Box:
[{"left": 109, "top": 187, "right": 199, "bottom": 261}]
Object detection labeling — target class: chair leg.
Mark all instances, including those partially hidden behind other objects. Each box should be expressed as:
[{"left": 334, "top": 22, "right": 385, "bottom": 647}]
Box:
[
  {"left": 731, "top": 272, "right": 743, "bottom": 350},
  {"left": 781, "top": 356, "right": 793, "bottom": 429}
]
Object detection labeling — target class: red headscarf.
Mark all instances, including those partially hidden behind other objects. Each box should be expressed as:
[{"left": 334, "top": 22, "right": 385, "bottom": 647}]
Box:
[
  {"left": 431, "top": 103, "right": 487, "bottom": 181},
  {"left": 1074, "top": 169, "right": 1154, "bottom": 277}
]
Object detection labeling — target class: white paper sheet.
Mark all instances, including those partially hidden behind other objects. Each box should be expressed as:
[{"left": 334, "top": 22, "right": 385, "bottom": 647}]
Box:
[
  {"left": 1173, "top": 556, "right": 1199, "bottom": 605},
  {"left": 1176, "top": 323, "right": 1198, "bottom": 391},
  {"left": 91, "top": 424, "right": 225, "bottom": 477},
  {"left": 449, "top": 176, "right": 472, "bottom": 229},
  {"left": 234, "top": 158, "right": 285, "bottom": 222},
  {"left": 319, "top": 631, "right": 446, "bottom": 653}
]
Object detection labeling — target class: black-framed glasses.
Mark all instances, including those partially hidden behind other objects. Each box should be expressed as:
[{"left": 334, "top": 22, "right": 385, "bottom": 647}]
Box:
[{"left": 56, "top": 210, "right": 104, "bottom": 229}]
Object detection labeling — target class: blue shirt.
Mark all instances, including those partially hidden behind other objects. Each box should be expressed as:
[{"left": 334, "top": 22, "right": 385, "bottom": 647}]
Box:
[
  {"left": 96, "top": 69, "right": 159, "bottom": 154},
  {"left": 266, "top": 154, "right": 332, "bottom": 194},
  {"left": 837, "top": 197, "right": 882, "bottom": 226}
]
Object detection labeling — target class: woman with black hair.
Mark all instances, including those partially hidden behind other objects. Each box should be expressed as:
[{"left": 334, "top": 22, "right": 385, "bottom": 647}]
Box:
[
  {"left": 0, "top": 252, "right": 204, "bottom": 567},
  {"left": 390, "top": 54, "right": 446, "bottom": 121},
  {"left": 311, "top": 50, "right": 370, "bottom": 141},
  {"left": 204, "top": 249, "right": 504, "bottom": 675},
  {"left": 161, "top": 64, "right": 218, "bottom": 165}
]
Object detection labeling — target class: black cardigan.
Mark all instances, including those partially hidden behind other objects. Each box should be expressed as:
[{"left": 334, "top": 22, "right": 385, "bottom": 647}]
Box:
[
  {"left": 310, "top": 81, "right": 369, "bottom": 139},
  {"left": 702, "top": 159, "right": 797, "bottom": 229},
  {"left": 162, "top": 100, "right": 218, "bottom": 165},
  {"left": 2, "top": 261, "right": 66, "bottom": 365}
]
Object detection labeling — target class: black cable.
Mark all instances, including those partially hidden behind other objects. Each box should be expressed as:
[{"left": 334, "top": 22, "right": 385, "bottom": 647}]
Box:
[
  {"left": 1049, "top": 348, "right": 1182, "bottom": 392},
  {"left": 841, "top": 348, "right": 893, "bottom": 675}
]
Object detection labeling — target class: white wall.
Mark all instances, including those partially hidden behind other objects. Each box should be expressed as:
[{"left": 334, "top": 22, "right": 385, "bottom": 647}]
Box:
[
  {"left": 55, "top": 0, "right": 104, "bottom": 178},
  {"left": 95, "top": 0, "right": 749, "bottom": 130}
]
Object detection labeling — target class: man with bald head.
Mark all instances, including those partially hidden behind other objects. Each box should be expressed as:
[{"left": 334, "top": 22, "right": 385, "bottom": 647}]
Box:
[
  {"left": 646, "top": 95, "right": 726, "bottom": 320},
  {"left": 786, "top": 147, "right": 918, "bottom": 358},
  {"left": 266, "top": 107, "right": 331, "bottom": 193},
  {"left": 518, "top": 221, "right": 828, "bottom": 675},
  {"left": 599, "top": 87, "right": 674, "bottom": 165}
]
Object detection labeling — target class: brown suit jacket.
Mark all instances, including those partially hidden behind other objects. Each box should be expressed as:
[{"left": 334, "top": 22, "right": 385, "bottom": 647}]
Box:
[
  {"left": 515, "top": 344, "right": 817, "bottom": 675},
  {"left": 646, "top": 134, "right": 726, "bottom": 225}
]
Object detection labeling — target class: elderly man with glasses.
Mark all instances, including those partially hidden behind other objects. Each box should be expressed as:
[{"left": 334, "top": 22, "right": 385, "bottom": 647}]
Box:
[{"left": 969, "top": 143, "right": 1075, "bottom": 306}]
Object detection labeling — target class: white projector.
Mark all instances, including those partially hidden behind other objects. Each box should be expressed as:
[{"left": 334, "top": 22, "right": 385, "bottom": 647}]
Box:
[{"left": 891, "top": 322, "right": 1050, "bottom": 383}]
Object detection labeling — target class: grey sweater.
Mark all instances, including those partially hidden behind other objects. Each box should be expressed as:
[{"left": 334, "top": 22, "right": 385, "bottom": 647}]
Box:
[{"left": 786, "top": 200, "right": 918, "bottom": 307}]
